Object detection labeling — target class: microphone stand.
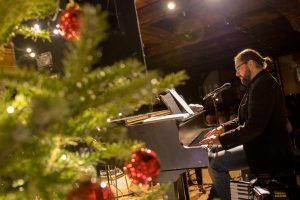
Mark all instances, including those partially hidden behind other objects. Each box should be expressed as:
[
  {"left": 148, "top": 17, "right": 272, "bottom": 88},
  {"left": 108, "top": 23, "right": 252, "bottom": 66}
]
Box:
[
  {"left": 212, "top": 95, "right": 219, "bottom": 126},
  {"left": 204, "top": 92, "right": 220, "bottom": 125},
  {"left": 203, "top": 84, "right": 232, "bottom": 155}
]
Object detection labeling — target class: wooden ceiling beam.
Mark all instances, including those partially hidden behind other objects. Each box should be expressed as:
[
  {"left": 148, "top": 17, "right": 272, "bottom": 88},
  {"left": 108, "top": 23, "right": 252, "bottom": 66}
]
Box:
[
  {"left": 147, "top": 33, "right": 300, "bottom": 72},
  {"left": 146, "top": 34, "right": 286, "bottom": 70},
  {"left": 140, "top": 25, "right": 182, "bottom": 45},
  {"left": 136, "top": 1, "right": 174, "bottom": 25},
  {"left": 135, "top": 0, "right": 158, "bottom": 9},
  {"left": 145, "top": 19, "right": 295, "bottom": 69},
  {"left": 264, "top": 0, "right": 300, "bottom": 32},
  {"left": 144, "top": 8, "right": 280, "bottom": 57}
]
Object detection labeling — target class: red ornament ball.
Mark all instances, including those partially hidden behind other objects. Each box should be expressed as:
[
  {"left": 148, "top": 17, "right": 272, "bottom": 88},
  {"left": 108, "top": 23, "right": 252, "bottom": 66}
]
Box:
[
  {"left": 59, "top": 3, "right": 80, "bottom": 40},
  {"left": 123, "top": 148, "right": 160, "bottom": 184},
  {"left": 67, "top": 181, "right": 115, "bottom": 200}
]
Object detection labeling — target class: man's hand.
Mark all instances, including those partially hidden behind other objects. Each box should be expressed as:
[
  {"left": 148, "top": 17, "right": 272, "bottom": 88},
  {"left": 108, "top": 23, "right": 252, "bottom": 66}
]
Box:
[
  {"left": 204, "top": 125, "right": 224, "bottom": 138},
  {"left": 199, "top": 134, "right": 220, "bottom": 146},
  {"left": 188, "top": 104, "right": 204, "bottom": 113}
]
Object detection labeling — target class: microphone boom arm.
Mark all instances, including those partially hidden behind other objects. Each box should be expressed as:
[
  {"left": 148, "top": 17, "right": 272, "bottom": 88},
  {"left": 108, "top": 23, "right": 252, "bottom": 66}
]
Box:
[{"left": 203, "top": 83, "right": 231, "bottom": 101}]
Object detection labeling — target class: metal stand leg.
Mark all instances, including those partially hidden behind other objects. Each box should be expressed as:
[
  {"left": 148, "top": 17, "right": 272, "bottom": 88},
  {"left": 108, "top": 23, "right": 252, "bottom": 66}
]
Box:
[
  {"left": 195, "top": 168, "right": 206, "bottom": 193},
  {"left": 177, "top": 172, "right": 190, "bottom": 200}
]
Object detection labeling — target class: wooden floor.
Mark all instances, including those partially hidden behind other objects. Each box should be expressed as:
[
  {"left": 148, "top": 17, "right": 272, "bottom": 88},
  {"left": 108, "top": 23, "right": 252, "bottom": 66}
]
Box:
[
  {"left": 117, "top": 169, "right": 241, "bottom": 199},
  {"left": 188, "top": 168, "right": 241, "bottom": 200},
  {"left": 114, "top": 168, "right": 300, "bottom": 199},
  {"left": 187, "top": 168, "right": 214, "bottom": 200}
]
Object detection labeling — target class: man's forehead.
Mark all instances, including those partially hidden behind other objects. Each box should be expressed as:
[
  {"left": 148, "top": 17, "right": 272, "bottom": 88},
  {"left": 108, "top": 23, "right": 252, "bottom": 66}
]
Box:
[{"left": 234, "top": 58, "right": 241, "bottom": 63}]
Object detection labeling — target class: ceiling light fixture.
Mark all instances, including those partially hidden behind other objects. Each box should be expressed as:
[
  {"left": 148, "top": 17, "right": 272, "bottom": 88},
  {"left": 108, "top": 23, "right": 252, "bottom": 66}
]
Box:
[{"left": 167, "top": 1, "right": 176, "bottom": 10}]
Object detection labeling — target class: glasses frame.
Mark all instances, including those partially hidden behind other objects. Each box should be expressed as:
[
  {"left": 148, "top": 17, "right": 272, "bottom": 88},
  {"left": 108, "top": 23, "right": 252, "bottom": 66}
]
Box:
[{"left": 235, "top": 62, "right": 246, "bottom": 71}]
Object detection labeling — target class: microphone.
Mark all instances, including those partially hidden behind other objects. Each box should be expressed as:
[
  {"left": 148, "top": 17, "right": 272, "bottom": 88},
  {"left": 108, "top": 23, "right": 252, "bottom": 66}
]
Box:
[{"left": 203, "top": 83, "right": 231, "bottom": 100}]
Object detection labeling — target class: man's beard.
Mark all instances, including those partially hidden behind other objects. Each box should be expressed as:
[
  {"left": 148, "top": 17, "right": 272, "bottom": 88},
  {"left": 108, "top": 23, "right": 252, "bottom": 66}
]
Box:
[{"left": 240, "top": 67, "right": 251, "bottom": 85}]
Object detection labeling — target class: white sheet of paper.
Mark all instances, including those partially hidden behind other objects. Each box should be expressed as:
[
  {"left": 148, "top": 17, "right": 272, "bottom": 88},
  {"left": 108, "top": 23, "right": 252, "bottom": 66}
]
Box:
[
  {"left": 143, "top": 113, "right": 189, "bottom": 124},
  {"left": 169, "top": 89, "right": 194, "bottom": 115}
]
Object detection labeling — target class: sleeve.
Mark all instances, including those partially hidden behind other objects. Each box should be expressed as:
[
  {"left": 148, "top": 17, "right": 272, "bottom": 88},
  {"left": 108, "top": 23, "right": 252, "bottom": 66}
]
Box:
[
  {"left": 219, "top": 79, "right": 275, "bottom": 150},
  {"left": 222, "top": 117, "right": 239, "bottom": 131}
]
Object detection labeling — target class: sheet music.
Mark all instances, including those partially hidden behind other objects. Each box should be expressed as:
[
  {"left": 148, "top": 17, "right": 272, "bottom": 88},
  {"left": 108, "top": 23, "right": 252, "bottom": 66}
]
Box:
[
  {"left": 143, "top": 113, "right": 189, "bottom": 124},
  {"left": 169, "top": 89, "right": 194, "bottom": 115},
  {"left": 183, "top": 144, "right": 208, "bottom": 149}
]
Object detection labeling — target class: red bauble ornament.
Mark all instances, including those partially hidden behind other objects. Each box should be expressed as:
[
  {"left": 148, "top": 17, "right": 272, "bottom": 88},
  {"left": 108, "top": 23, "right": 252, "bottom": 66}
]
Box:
[
  {"left": 123, "top": 148, "right": 160, "bottom": 184},
  {"left": 67, "top": 181, "right": 115, "bottom": 200},
  {"left": 59, "top": 2, "right": 80, "bottom": 40}
]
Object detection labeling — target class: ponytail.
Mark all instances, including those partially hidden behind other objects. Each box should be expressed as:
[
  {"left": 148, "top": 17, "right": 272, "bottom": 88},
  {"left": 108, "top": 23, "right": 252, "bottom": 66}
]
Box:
[{"left": 263, "top": 56, "right": 273, "bottom": 69}]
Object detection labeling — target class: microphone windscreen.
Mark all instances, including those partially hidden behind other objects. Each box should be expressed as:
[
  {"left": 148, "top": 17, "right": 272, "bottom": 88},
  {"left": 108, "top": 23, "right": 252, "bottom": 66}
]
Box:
[{"left": 223, "top": 83, "right": 231, "bottom": 89}]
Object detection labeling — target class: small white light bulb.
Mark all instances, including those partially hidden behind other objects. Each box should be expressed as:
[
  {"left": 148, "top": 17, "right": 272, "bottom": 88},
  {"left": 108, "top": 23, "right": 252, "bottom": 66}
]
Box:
[
  {"left": 60, "top": 154, "right": 67, "bottom": 161},
  {"left": 26, "top": 48, "right": 32, "bottom": 53},
  {"left": 29, "top": 52, "right": 36, "bottom": 58},
  {"left": 33, "top": 24, "right": 41, "bottom": 33},
  {"left": 6, "top": 106, "right": 14, "bottom": 114},
  {"left": 100, "top": 182, "right": 107, "bottom": 188},
  {"left": 53, "top": 29, "right": 60, "bottom": 35}
]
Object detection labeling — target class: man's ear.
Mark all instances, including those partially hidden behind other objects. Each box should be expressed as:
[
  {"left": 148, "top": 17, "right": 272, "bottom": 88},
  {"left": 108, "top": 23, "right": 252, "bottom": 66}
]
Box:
[{"left": 247, "top": 60, "right": 255, "bottom": 69}]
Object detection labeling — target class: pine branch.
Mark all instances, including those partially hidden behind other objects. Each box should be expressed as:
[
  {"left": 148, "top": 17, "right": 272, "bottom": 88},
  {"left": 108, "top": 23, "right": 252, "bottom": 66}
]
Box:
[
  {"left": 14, "top": 25, "right": 51, "bottom": 42},
  {"left": 0, "top": 0, "right": 57, "bottom": 44}
]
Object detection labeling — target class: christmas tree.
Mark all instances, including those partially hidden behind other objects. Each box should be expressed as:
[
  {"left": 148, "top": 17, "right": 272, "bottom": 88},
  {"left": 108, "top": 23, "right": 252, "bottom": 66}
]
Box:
[{"left": 0, "top": 1, "right": 187, "bottom": 199}]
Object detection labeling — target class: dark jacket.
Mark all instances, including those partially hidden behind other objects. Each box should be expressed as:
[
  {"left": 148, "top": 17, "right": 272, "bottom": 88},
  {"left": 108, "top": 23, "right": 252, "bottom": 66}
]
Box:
[{"left": 219, "top": 70, "right": 294, "bottom": 174}]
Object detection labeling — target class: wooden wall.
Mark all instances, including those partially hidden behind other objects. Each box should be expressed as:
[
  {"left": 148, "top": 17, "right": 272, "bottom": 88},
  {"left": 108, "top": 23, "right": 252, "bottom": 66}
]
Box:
[{"left": 278, "top": 53, "right": 300, "bottom": 95}]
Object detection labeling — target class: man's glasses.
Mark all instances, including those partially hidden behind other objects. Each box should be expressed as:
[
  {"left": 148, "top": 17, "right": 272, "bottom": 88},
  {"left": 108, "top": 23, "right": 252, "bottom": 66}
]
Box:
[{"left": 235, "top": 62, "right": 245, "bottom": 71}]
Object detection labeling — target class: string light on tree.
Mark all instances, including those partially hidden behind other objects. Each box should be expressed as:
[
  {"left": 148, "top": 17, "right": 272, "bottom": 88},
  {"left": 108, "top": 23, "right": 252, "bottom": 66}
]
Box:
[
  {"left": 29, "top": 52, "right": 36, "bottom": 58},
  {"left": 26, "top": 48, "right": 32, "bottom": 53},
  {"left": 33, "top": 24, "right": 41, "bottom": 33},
  {"left": 6, "top": 106, "right": 15, "bottom": 114},
  {"left": 100, "top": 182, "right": 106, "bottom": 188},
  {"left": 53, "top": 28, "right": 60, "bottom": 35},
  {"left": 60, "top": 154, "right": 67, "bottom": 161},
  {"left": 52, "top": 24, "right": 60, "bottom": 35},
  {"left": 24, "top": 47, "right": 36, "bottom": 58}
]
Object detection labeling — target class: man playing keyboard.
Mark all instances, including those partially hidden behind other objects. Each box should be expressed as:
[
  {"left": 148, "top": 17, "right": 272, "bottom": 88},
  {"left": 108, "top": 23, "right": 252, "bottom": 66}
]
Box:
[{"left": 200, "top": 49, "right": 295, "bottom": 200}]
